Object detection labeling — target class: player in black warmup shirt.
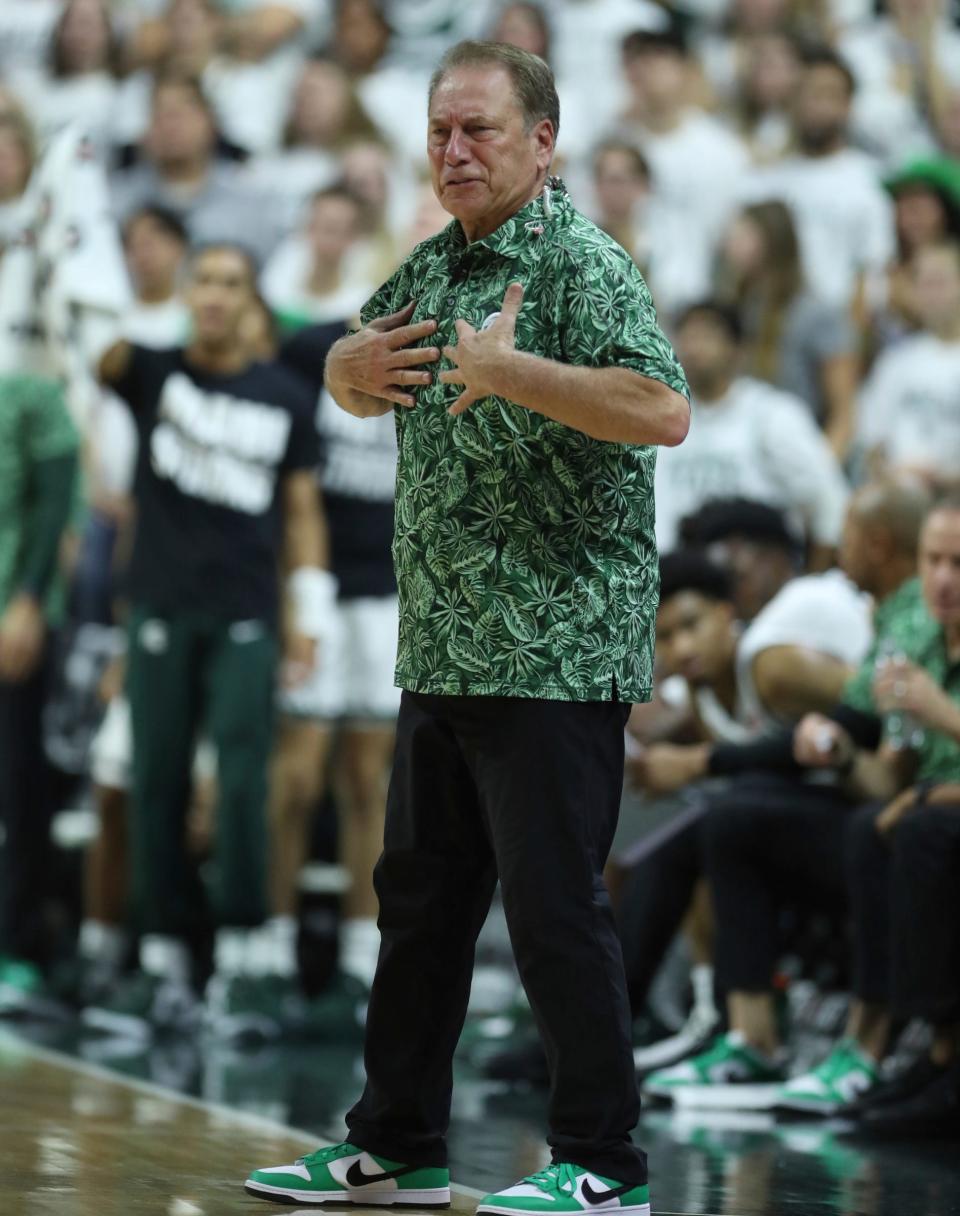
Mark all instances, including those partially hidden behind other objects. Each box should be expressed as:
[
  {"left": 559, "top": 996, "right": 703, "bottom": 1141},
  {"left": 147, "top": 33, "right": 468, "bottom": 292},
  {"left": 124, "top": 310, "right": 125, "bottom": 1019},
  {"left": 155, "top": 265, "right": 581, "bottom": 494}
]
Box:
[{"left": 88, "top": 244, "right": 329, "bottom": 1034}]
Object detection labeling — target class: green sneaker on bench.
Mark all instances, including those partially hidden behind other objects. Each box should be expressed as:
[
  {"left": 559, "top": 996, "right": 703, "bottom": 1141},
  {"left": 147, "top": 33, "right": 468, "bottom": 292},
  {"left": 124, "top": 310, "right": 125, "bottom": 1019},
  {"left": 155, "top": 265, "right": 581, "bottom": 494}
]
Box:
[
  {"left": 777, "top": 1039, "right": 880, "bottom": 1115},
  {"left": 245, "top": 1141, "right": 451, "bottom": 1206},
  {"left": 476, "top": 1163, "right": 650, "bottom": 1216}
]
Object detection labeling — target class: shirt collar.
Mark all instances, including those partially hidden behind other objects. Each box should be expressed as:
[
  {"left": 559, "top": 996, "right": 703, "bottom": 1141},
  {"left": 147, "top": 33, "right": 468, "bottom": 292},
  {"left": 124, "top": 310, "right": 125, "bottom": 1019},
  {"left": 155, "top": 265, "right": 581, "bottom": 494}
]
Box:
[{"left": 444, "top": 175, "right": 569, "bottom": 261}]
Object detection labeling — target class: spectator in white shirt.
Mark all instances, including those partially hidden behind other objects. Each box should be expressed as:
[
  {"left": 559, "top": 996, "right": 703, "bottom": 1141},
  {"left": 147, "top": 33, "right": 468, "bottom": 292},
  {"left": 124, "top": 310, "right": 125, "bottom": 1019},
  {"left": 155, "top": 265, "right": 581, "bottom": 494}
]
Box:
[
  {"left": 614, "top": 27, "right": 750, "bottom": 317},
  {"left": 857, "top": 240, "right": 960, "bottom": 490},
  {"left": 839, "top": 0, "right": 960, "bottom": 165},
  {"left": 10, "top": 0, "right": 120, "bottom": 151},
  {"left": 591, "top": 139, "right": 653, "bottom": 283},
  {"left": 728, "top": 30, "right": 801, "bottom": 164},
  {"left": 111, "top": 72, "right": 282, "bottom": 265},
  {"left": 882, "top": 159, "right": 960, "bottom": 338},
  {"left": 249, "top": 56, "right": 384, "bottom": 231},
  {"left": 716, "top": 199, "right": 859, "bottom": 459},
  {"left": 262, "top": 183, "right": 373, "bottom": 327},
  {"left": 91, "top": 205, "right": 190, "bottom": 508},
  {"left": 0, "top": 103, "right": 34, "bottom": 260},
  {"left": 742, "top": 45, "right": 895, "bottom": 317},
  {"left": 334, "top": 0, "right": 429, "bottom": 170},
  {"left": 655, "top": 300, "right": 849, "bottom": 563},
  {"left": 122, "top": 204, "right": 190, "bottom": 347}
]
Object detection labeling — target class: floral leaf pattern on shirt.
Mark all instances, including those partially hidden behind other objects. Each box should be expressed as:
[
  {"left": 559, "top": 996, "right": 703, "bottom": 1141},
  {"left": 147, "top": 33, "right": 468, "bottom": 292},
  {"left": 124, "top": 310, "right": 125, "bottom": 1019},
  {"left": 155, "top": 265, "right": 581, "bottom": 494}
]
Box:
[{"left": 359, "top": 180, "right": 689, "bottom": 702}]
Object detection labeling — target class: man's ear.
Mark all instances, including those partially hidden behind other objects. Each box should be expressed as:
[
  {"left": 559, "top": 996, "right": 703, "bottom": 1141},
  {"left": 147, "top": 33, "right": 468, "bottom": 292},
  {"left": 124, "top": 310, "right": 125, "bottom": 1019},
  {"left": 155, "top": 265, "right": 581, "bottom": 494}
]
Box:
[{"left": 533, "top": 118, "right": 555, "bottom": 171}]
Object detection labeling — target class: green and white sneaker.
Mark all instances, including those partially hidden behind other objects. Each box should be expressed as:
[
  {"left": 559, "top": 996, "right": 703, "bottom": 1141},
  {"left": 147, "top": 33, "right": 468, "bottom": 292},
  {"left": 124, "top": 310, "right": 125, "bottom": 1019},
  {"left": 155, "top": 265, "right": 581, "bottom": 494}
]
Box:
[
  {"left": 644, "top": 1032, "right": 786, "bottom": 1099},
  {"left": 245, "top": 1141, "right": 450, "bottom": 1206},
  {"left": 777, "top": 1039, "right": 880, "bottom": 1115},
  {"left": 477, "top": 1163, "right": 650, "bottom": 1215},
  {"left": 0, "top": 956, "right": 68, "bottom": 1021}
]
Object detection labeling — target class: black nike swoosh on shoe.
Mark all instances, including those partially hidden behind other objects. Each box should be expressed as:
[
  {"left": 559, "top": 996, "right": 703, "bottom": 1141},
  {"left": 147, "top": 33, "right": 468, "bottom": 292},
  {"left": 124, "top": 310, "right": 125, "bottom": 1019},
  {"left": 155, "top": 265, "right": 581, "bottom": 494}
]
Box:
[
  {"left": 345, "top": 1161, "right": 416, "bottom": 1187},
  {"left": 580, "top": 1179, "right": 639, "bottom": 1205}
]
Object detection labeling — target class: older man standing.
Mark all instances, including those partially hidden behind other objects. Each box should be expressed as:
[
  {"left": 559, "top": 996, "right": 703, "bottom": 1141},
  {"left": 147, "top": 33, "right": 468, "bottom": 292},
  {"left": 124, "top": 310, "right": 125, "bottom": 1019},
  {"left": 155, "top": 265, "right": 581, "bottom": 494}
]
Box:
[{"left": 246, "top": 41, "right": 688, "bottom": 1216}]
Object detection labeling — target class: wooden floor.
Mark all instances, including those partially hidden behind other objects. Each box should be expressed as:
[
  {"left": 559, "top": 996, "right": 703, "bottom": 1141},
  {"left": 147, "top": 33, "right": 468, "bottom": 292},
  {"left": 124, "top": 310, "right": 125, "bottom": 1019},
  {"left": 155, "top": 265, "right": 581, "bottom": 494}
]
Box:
[{"left": 0, "top": 1029, "right": 481, "bottom": 1216}]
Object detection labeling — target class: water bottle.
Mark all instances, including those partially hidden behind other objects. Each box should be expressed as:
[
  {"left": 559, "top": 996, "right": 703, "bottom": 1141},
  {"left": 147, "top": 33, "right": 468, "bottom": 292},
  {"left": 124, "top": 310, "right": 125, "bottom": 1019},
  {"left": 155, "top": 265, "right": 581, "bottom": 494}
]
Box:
[{"left": 874, "top": 637, "right": 925, "bottom": 751}]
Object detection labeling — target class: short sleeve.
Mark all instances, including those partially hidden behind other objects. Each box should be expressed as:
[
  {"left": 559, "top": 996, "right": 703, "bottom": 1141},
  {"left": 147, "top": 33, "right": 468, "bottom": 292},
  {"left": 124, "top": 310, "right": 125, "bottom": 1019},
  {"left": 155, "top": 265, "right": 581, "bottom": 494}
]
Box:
[
  {"left": 280, "top": 379, "right": 322, "bottom": 474},
  {"left": 23, "top": 377, "right": 79, "bottom": 463},
  {"left": 560, "top": 247, "right": 689, "bottom": 400},
  {"left": 110, "top": 345, "right": 177, "bottom": 414},
  {"left": 738, "top": 574, "right": 873, "bottom": 671}
]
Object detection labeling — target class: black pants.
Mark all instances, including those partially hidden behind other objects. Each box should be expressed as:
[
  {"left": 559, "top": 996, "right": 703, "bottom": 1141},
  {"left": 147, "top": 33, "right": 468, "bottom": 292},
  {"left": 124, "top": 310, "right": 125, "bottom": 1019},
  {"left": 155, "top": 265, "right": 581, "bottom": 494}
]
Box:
[
  {"left": 0, "top": 649, "right": 54, "bottom": 962},
  {"left": 617, "top": 800, "right": 707, "bottom": 1014},
  {"left": 345, "top": 691, "right": 646, "bottom": 1184},
  {"left": 702, "top": 774, "right": 853, "bottom": 993},
  {"left": 848, "top": 800, "right": 960, "bottom": 1023}
]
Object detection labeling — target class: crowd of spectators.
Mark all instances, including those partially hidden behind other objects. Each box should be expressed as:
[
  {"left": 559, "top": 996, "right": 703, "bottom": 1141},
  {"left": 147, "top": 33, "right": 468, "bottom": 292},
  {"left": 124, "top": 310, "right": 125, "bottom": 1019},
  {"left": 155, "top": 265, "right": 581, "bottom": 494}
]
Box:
[{"left": 0, "top": 0, "right": 959, "bottom": 1143}]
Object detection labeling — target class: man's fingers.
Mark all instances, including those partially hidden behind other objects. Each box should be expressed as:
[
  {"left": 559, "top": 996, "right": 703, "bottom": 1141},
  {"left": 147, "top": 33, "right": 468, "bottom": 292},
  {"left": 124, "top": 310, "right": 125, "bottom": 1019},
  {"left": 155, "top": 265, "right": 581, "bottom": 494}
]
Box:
[
  {"left": 499, "top": 281, "right": 524, "bottom": 329},
  {"left": 389, "top": 344, "right": 441, "bottom": 368},
  {"left": 448, "top": 389, "right": 480, "bottom": 415},
  {"left": 394, "top": 369, "right": 434, "bottom": 386},
  {"left": 385, "top": 318, "right": 438, "bottom": 349},
  {"left": 439, "top": 368, "right": 465, "bottom": 385},
  {"left": 368, "top": 300, "right": 417, "bottom": 332},
  {"left": 441, "top": 345, "right": 458, "bottom": 362},
  {"left": 454, "top": 318, "right": 475, "bottom": 341},
  {"left": 382, "top": 388, "right": 418, "bottom": 408}
]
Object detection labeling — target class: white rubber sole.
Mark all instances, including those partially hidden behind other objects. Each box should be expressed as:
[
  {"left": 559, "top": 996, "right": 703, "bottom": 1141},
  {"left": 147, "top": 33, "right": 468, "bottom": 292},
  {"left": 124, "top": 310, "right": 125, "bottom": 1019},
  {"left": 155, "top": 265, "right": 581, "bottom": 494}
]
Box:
[
  {"left": 669, "top": 1082, "right": 784, "bottom": 1111},
  {"left": 476, "top": 1205, "right": 650, "bottom": 1216},
  {"left": 244, "top": 1180, "right": 451, "bottom": 1207}
]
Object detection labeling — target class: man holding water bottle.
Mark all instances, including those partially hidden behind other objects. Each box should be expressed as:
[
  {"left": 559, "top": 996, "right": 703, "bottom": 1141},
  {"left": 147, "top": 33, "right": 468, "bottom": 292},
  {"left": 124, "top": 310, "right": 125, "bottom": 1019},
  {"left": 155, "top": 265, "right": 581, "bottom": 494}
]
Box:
[
  {"left": 783, "top": 494, "right": 960, "bottom": 1119},
  {"left": 643, "top": 486, "right": 960, "bottom": 1116}
]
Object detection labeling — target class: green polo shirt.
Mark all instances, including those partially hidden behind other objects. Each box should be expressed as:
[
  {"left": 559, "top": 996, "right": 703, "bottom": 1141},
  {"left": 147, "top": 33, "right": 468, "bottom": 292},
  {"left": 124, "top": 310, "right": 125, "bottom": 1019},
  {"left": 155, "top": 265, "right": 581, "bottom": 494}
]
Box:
[
  {"left": 841, "top": 578, "right": 937, "bottom": 714},
  {"left": 360, "top": 179, "right": 688, "bottom": 702},
  {"left": 841, "top": 576, "right": 960, "bottom": 780},
  {"left": 0, "top": 374, "right": 79, "bottom": 625}
]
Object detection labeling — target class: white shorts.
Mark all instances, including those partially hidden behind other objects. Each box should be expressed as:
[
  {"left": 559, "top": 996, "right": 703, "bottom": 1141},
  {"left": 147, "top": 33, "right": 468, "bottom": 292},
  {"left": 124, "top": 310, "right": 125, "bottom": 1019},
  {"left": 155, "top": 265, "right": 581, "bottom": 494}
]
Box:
[
  {"left": 279, "top": 595, "right": 401, "bottom": 723},
  {"left": 89, "top": 696, "right": 133, "bottom": 791},
  {"left": 89, "top": 696, "right": 217, "bottom": 793}
]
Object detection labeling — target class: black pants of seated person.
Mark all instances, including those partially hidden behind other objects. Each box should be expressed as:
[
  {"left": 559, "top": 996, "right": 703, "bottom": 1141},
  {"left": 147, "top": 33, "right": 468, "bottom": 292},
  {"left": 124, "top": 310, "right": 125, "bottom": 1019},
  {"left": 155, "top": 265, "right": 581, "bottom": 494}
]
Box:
[
  {"left": 847, "top": 799, "right": 960, "bottom": 1024},
  {"left": 701, "top": 774, "right": 854, "bottom": 993},
  {"left": 617, "top": 799, "right": 709, "bottom": 1014},
  {"left": 345, "top": 691, "right": 647, "bottom": 1186}
]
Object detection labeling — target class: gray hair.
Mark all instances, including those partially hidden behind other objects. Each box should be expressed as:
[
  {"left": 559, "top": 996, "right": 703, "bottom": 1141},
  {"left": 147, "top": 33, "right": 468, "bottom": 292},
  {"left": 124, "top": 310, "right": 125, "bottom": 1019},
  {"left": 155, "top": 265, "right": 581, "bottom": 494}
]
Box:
[{"left": 428, "top": 40, "right": 559, "bottom": 139}]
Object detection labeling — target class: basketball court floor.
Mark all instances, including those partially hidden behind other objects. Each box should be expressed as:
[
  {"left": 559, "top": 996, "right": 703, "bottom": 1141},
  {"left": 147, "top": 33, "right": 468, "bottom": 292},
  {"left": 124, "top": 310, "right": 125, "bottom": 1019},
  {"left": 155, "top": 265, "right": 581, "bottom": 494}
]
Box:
[{"left": 2, "top": 1024, "right": 958, "bottom": 1216}]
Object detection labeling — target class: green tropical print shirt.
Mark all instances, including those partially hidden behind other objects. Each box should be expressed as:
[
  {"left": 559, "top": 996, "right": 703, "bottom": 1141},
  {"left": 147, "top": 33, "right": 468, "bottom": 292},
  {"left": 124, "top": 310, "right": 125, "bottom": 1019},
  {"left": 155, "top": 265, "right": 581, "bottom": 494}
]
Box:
[
  {"left": 0, "top": 374, "right": 79, "bottom": 624},
  {"left": 359, "top": 179, "right": 688, "bottom": 701},
  {"left": 841, "top": 576, "right": 960, "bottom": 781}
]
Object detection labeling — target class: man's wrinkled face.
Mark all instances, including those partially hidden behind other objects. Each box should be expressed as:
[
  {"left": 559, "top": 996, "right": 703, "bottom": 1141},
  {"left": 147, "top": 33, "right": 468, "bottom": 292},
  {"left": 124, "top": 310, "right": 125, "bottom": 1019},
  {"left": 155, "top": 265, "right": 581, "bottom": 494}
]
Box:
[{"left": 427, "top": 64, "right": 553, "bottom": 241}]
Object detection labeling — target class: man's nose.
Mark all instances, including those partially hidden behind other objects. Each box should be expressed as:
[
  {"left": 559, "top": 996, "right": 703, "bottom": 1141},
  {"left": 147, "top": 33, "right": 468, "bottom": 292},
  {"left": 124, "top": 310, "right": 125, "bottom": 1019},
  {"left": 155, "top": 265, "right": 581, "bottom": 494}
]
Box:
[{"left": 445, "top": 129, "right": 470, "bottom": 163}]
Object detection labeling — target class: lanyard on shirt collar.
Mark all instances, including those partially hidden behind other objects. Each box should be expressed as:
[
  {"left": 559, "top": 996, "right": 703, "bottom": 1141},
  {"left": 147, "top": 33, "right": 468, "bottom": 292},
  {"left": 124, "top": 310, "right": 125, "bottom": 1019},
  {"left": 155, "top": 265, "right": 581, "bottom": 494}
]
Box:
[{"left": 526, "top": 175, "right": 563, "bottom": 237}]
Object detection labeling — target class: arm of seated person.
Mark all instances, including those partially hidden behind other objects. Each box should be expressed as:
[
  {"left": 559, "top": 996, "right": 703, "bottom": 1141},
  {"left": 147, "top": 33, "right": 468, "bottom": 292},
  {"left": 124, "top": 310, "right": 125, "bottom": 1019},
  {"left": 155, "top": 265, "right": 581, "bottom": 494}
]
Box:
[{"left": 752, "top": 644, "right": 853, "bottom": 721}]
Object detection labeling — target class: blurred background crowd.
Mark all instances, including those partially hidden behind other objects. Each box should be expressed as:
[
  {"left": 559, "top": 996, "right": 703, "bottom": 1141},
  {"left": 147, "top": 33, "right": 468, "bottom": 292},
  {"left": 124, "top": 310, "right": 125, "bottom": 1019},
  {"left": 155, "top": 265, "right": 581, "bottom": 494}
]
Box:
[{"left": 1, "top": 0, "right": 960, "bottom": 1145}]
